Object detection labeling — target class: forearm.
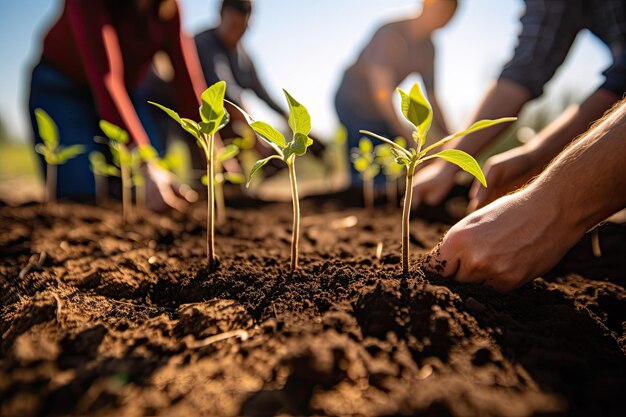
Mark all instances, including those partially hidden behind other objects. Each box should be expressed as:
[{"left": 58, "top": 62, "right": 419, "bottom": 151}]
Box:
[
  {"left": 452, "top": 79, "right": 530, "bottom": 154},
  {"left": 529, "top": 98, "right": 626, "bottom": 236},
  {"left": 525, "top": 88, "right": 619, "bottom": 167}
]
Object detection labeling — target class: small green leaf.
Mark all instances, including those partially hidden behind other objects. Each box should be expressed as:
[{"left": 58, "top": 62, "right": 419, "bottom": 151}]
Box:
[
  {"left": 397, "top": 83, "right": 432, "bottom": 143},
  {"left": 224, "top": 172, "right": 245, "bottom": 184},
  {"left": 200, "top": 81, "right": 226, "bottom": 133},
  {"left": 138, "top": 144, "right": 158, "bottom": 162},
  {"left": 284, "top": 132, "right": 312, "bottom": 159},
  {"left": 199, "top": 121, "right": 217, "bottom": 135},
  {"left": 428, "top": 149, "right": 487, "bottom": 187},
  {"left": 99, "top": 120, "right": 129, "bottom": 144},
  {"left": 250, "top": 121, "right": 287, "bottom": 149},
  {"left": 283, "top": 89, "right": 311, "bottom": 136},
  {"left": 395, "top": 156, "right": 410, "bottom": 166},
  {"left": 201, "top": 174, "right": 208, "bottom": 186},
  {"left": 56, "top": 144, "right": 85, "bottom": 163},
  {"left": 354, "top": 156, "right": 369, "bottom": 173},
  {"left": 34, "top": 109, "right": 58, "bottom": 150},
  {"left": 359, "top": 137, "right": 373, "bottom": 153},
  {"left": 247, "top": 155, "right": 282, "bottom": 187},
  {"left": 218, "top": 144, "right": 240, "bottom": 162},
  {"left": 148, "top": 101, "right": 181, "bottom": 124},
  {"left": 180, "top": 118, "right": 201, "bottom": 140}
]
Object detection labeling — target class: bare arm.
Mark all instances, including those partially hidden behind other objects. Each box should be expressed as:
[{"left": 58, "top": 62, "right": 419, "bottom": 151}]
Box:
[
  {"left": 469, "top": 88, "right": 620, "bottom": 209},
  {"left": 437, "top": 98, "right": 626, "bottom": 292}
]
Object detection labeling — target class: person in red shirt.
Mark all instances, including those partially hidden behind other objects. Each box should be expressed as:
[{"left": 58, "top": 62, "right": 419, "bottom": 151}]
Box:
[{"left": 28, "top": 0, "right": 205, "bottom": 209}]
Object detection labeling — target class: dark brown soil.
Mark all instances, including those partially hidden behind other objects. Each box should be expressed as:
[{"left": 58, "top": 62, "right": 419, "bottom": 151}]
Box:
[{"left": 1, "top": 197, "right": 625, "bottom": 417}]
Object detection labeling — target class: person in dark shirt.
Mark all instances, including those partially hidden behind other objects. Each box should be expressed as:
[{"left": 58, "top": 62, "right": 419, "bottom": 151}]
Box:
[
  {"left": 335, "top": 0, "right": 458, "bottom": 184},
  {"left": 29, "top": 0, "right": 201, "bottom": 209},
  {"left": 195, "top": 0, "right": 286, "bottom": 118}
]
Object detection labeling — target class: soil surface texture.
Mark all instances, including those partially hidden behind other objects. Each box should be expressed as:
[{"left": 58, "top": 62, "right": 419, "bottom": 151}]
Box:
[{"left": 1, "top": 196, "right": 625, "bottom": 417}]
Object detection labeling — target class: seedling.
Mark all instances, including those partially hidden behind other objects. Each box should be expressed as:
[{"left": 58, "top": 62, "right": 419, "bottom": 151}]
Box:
[
  {"left": 360, "top": 83, "right": 516, "bottom": 274},
  {"left": 34, "top": 109, "right": 85, "bottom": 203},
  {"left": 201, "top": 143, "right": 244, "bottom": 225},
  {"left": 98, "top": 120, "right": 135, "bottom": 224},
  {"left": 149, "top": 81, "right": 229, "bottom": 268},
  {"left": 226, "top": 90, "right": 314, "bottom": 273},
  {"left": 375, "top": 137, "right": 407, "bottom": 208},
  {"left": 89, "top": 151, "right": 120, "bottom": 204},
  {"left": 351, "top": 137, "right": 379, "bottom": 209}
]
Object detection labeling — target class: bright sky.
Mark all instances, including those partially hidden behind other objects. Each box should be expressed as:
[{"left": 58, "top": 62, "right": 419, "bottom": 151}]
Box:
[{"left": 0, "top": 0, "right": 612, "bottom": 141}]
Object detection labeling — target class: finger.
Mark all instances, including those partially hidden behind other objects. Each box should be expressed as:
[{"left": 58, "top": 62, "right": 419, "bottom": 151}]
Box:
[{"left": 435, "top": 236, "right": 460, "bottom": 278}]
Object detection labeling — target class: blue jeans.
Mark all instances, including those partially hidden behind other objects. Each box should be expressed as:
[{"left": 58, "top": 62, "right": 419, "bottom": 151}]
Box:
[
  {"left": 28, "top": 61, "right": 165, "bottom": 201},
  {"left": 334, "top": 92, "right": 394, "bottom": 185}
]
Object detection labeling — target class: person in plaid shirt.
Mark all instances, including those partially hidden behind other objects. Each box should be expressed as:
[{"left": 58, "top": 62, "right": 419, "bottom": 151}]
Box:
[{"left": 412, "top": 0, "right": 626, "bottom": 210}]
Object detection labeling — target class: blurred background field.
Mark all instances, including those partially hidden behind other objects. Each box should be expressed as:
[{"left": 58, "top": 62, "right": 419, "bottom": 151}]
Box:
[{"left": 0, "top": 0, "right": 609, "bottom": 203}]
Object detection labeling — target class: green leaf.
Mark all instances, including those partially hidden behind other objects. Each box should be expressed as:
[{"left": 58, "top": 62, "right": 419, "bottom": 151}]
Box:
[
  {"left": 56, "top": 144, "right": 85, "bottom": 163},
  {"left": 181, "top": 118, "right": 201, "bottom": 140},
  {"left": 99, "top": 120, "right": 129, "bottom": 144},
  {"left": 200, "top": 81, "right": 226, "bottom": 133},
  {"left": 397, "top": 83, "right": 432, "bottom": 143},
  {"left": 354, "top": 156, "right": 369, "bottom": 173},
  {"left": 223, "top": 172, "right": 245, "bottom": 184},
  {"left": 284, "top": 132, "right": 312, "bottom": 159},
  {"left": 426, "top": 149, "right": 487, "bottom": 187},
  {"left": 218, "top": 144, "right": 240, "bottom": 162},
  {"left": 359, "top": 137, "right": 373, "bottom": 154},
  {"left": 138, "top": 144, "right": 158, "bottom": 161},
  {"left": 34, "top": 109, "right": 58, "bottom": 150},
  {"left": 148, "top": 101, "right": 181, "bottom": 124},
  {"left": 421, "top": 117, "right": 517, "bottom": 156},
  {"left": 201, "top": 174, "right": 208, "bottom": 186},
  {"left": 283, "top": 89, "right": 311, "bottom": 136},
  {"left": 250, "top": 121, "right": 287, "bottom": 149},
  {"left": 247, "top": 155, "right": 282, "bottom": 187}
]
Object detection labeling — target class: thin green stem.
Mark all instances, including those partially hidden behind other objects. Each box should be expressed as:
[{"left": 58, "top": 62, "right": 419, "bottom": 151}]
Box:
[
  {"left": 216, "top": 181, "right": 225, "bottom": 225},
  {"left": 364, "top": 177, "right": 374, "bottom": 209},
  {"left": 288, "top": 160, "right": 300, "bottom": 272},
  {"left": 121, "top": 161, "right": 131, "bottom": 224},
  {"left": 46, "top": 163, "right": 56, "bottom": 204},
  {"left": 402, "top": 163, "right": 416, "bottom": 274},
  {"left": 206, "top": 134, "right": 216, "bottom": 268}
]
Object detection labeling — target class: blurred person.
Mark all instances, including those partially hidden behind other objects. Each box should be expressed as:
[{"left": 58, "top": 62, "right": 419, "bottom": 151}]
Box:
[
  {"left": 411, "top": 0, "right": 626, "bottom": 210},
  {"left": 28, "top": 0, "right": 207, "bottom": 210},
  {"left": 335, "top": 0, "right": 457, "bottom": 184},
  {"left": 435, "top": 97, "right": 626, "bottom": 292},
  {"left": 143, "top": 0, "right": 324, "bottom": 173}
]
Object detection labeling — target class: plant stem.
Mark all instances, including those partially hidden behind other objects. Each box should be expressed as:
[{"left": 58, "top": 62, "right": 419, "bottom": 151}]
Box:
[
  {"left": 206, "top": 134, "right": 216, "bottom": 268},
  {"left": 364, "top": 177, "right": 373, "bottom": 209},
  {"left": 95, "top": 174, "right": 107, "bottom": 205},
  {"left": 121, "top": 162, "right": 131, "bottom": 224},
  {"left": 45, "top": 163, "right": 56, "bottom": 204},
  {"left": 216, "top": 181, "right": 226, "bottom": 225},
  {"left": 136, "top": 182, "right": 145, "bottom": 211},
  {"left": 288, "top": 160, "right": 300, "bottom": 272},
  {"left": 401, "top": 164, "right": 416, "bottom": 274}
]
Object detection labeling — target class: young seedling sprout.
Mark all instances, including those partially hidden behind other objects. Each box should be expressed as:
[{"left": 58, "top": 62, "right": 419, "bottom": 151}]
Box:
[
  {"left": 149, "top": 81, "right": 229, "bottom": 269},
  {"left": 34, "top": 109, "right": 85, "bottom": 203},
  {"left": 98, "top": 120, "right": 135, "bottom": 224},
  {"left": 226, "top": 90, "right": 314, "bottom": 273},
  {"left": 360, "top": 83, "right": 516, "bottom": 274},
  {"left": 351, "top": 137, "right": 380, "bottom": 209},
  {"left": 89, "top": 151, "right": 119, "bottom": 205},
  {"left": 201, "top": 143, "right": 244, "bottom": 225},
  {"left": 375, "top": 137, "right": 407, "bottom": 208}
]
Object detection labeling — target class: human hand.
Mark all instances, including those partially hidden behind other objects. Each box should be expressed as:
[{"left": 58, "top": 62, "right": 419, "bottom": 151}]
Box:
[
  {"left": 468, "top": 145, "right": 539, "bottom": 212},
  {"left": 145, "top": 162, "right": 189, "bottom": 213},
  {"left": 411, "top": 159, "right": 457, "bottom": 208},
  {"left": 434, "top": 188, "right": 582, "bottom": 292}
]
